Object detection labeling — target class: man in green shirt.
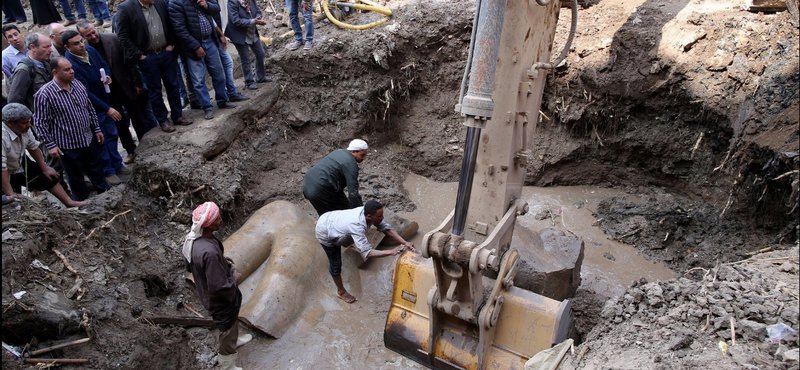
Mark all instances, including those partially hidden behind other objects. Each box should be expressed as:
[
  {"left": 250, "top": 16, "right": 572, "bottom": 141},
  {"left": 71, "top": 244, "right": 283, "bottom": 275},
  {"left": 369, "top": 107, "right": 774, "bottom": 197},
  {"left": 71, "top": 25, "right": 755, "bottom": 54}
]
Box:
[{"left": 302, "top": 139, "right": 368, "bottom": 216}]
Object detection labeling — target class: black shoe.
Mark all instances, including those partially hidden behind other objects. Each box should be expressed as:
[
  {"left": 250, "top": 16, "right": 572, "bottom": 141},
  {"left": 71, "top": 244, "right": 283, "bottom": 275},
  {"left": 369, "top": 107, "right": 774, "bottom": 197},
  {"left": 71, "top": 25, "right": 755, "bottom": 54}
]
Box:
[
  {"left": 204, "top": 109, "right": 214, "bottom": 120},
  {"left": 228, "top": 93, "right": 250, "bottom": 102},
  {"left": 190, "top": 102, "right": 202, "bottom": 110},
  {"left": 247, "top": 82, "right": 258, "bottom": 90},
  {"left": 217, "top": 101, "right": 237, "bottom": 109},
  {"left": 257, "top": 77, "right": 272, "bottom": 83}
]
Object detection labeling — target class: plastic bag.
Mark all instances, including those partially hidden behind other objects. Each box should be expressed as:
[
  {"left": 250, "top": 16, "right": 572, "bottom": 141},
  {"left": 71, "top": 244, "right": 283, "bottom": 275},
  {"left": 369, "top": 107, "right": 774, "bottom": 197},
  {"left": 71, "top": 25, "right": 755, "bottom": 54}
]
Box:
[{"left": 765, "top": 323, "right": 797, "bottom": 342}]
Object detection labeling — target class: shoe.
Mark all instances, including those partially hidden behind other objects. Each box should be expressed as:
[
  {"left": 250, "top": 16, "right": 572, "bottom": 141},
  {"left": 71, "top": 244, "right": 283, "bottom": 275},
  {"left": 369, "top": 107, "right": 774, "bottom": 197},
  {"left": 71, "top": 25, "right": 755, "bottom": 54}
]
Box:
[
  {"left": 174, "top": 117, "right": 194, "bottom": 125},
  {"left": 235, "top": 333, "right": 252, "bottom": 348},
  {"left": 217, "top": 101, "right": 237, "bottom": 109},
  {"left": 217, "top": 353, "right": 242, "bottom": 370},
  {"left": 159, "top": 120, "right": 176, "bottom": 132},
  {"left": 16, "top": 20, "right": 25, "bottom": 24},
  {"left": 94, "top": 20, "right": 104, "bottom": 26},
  {"left": 106, "top": 175, "right": 121, "bottom": 186},
  {"left": 123, "top": 153, "right": 136, "bottom": 164},
  {"left": 63, "top": 19, "right": 77, "bottom": 26},
  {"left": 246, "top": 82, "right": 258, "bottom": 90},
  {"left": 287, "top": 40, "right": 302, "bottom": 51},
  {"left": 204, "top": 109, "right": 214, "bottom": 120},
  {"left": 181, "top": 98, "right": 189, "bottom": 109},
  {"left": 256, "top": 77, "right": 272, "bottom": 83},
  {"left": 227, "top": 93, "right": 250, "bottom": 102},
  {"left": 190, "top": 102, "right": 202, "bottom": 110},
  {"left": 304, "top": 41, "right": 313, "bottom": 50},
  {"left": 116, "top": 166, "right": 132, "bottom": 175}
]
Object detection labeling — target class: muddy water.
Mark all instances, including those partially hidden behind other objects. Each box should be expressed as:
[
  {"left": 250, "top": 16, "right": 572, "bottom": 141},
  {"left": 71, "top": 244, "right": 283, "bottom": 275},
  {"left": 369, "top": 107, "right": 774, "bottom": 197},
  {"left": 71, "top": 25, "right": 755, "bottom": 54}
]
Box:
[
  {"left": 398, "top": 174, "right": 677, "bottom": 297},
  {"left": 238, "top": 174, "right": 675, "bottom": 369}
]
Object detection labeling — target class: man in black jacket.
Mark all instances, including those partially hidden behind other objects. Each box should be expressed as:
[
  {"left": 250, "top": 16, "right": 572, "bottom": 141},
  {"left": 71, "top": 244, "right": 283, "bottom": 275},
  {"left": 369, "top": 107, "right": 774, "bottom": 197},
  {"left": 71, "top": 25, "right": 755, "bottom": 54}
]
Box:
[
  {"left": 116, "top": 0, "right": 192, "bottom": 132},
  {"left": 168, "top": 0, "right": 235, "bottom": 120},
  {"left": 76, "top": 20, "right": 155, "bottom": 164}
]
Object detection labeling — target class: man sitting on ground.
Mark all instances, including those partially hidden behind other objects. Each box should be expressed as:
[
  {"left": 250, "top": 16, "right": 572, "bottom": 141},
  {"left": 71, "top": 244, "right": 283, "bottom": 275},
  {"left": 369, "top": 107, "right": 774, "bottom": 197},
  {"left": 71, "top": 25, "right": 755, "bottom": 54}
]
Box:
[
  {"left": 315, "top": 199, "right": 415, "bottom": 303},
  {"left": 2, "top": 103, "right": 90, "bottom": 207}
]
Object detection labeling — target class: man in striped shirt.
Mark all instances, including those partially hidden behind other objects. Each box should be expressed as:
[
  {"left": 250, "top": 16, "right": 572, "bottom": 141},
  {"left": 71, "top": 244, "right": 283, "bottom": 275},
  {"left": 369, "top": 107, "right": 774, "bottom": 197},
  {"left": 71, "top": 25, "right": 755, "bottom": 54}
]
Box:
[{"left": 33, "top": 56, "right": 110, "bottom": 201}]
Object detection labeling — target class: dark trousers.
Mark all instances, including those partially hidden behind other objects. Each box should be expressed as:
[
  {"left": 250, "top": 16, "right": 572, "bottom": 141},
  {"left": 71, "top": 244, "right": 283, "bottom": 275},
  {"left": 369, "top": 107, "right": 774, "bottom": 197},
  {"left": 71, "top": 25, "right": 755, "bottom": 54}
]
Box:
[
  {"left": 234, "top": 41, "right": 266, "bottom": 84},
  {"left": 4, "top": 157, "right": 59, "bottom": 194},
  {"left": 2, "top": 0, "right": 27, "bottom": 22},
  {"left": 218, "top": 320, "right": 238, "bottom": 355},
  {"left": 137, "top": 49, "right": 183, "bottom": 123},
  {"left": 110, "top": 87, "right": 143, "bottom": 149},
  {"left": 321, "top": 243, "right": 343, "bottom": 276},
  {"left": 61, "top": 140, "right": 110, "bottom": 201}
]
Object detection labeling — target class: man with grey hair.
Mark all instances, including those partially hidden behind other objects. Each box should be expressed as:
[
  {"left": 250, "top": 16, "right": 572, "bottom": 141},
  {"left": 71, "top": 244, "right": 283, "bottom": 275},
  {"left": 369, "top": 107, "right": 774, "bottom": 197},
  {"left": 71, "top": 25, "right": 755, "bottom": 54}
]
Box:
[
  {"left": 2, "top": 103, "right": 90, "bottom": 207},
  {"left": 45, "top": 22, "right": 68, "bottom": 57},
  {"left": 8, "top": 32, "right": 53, "bottom": 108}
]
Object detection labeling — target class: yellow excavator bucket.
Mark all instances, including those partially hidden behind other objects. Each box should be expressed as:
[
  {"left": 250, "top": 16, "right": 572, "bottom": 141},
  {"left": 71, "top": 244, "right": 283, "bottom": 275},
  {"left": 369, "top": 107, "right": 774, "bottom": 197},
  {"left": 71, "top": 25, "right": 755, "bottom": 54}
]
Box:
[{"left": 385, "top": 252, "right": 572, "bottom": 370}]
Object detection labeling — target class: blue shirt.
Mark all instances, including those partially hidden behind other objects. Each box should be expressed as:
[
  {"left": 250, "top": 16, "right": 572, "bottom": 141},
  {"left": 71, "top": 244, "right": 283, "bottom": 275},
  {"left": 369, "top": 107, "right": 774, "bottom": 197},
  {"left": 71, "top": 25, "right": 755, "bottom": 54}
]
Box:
[{"left": 2, "top": 44, "right": 27, "bottom": 78}]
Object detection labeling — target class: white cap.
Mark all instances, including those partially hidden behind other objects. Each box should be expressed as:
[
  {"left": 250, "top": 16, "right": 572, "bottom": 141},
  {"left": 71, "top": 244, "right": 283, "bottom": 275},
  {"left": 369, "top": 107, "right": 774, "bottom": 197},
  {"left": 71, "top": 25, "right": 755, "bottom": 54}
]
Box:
[{"left": 347, "top": 139, "right": 369, "bottom": 151}]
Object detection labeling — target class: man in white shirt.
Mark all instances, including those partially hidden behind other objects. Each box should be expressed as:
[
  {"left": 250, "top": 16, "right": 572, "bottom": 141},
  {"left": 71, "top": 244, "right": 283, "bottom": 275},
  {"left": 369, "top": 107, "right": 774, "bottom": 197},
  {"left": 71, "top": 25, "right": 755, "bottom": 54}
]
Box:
[
  {"left": 315, "top": 199, "right": 416, "bottom": 303},
  {"left": 2, "top": 103, "right": 90, "bottom": 208}
]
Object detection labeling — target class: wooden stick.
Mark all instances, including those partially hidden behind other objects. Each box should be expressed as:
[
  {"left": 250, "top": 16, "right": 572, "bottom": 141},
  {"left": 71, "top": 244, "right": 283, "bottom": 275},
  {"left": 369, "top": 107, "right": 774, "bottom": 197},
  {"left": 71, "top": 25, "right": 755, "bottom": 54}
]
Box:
[
  {"left": 24, "top": 358, "right": 88, "bottom": 364},
  {"left": 53, "top": 249, "right": 79, "bottom": 276},
  {"left": 74, "top": 210, "right": 132, "bottom": 247},
  {"left": 146, "top": 316, "right": 215, "bottom": 327},
  {"left": 730, "top": 317, "right": 736, "bottom": 346},
  {"left": 576, "top": 345, "right": 589, "bottom": 363},
  {"left": 27, "top": 338, "right": 90, "bottom": 357}
]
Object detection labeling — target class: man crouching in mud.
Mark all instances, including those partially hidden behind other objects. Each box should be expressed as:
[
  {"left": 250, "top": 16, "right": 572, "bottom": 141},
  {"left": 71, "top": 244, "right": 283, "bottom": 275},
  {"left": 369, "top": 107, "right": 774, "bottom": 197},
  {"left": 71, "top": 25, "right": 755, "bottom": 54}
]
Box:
[
  {"left": 315, "top": 199, "right": 416, "bottom": 303},
  {"left": 183, "top": 202, "right": 251, "bottom": 370}
]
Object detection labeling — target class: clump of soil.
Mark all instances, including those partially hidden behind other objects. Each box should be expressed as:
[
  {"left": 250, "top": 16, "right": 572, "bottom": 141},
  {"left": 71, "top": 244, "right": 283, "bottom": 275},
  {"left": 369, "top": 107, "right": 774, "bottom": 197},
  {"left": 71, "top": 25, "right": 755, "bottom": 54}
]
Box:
[{"left": 561, "top": 248, "right": 799, "bottom": 369}]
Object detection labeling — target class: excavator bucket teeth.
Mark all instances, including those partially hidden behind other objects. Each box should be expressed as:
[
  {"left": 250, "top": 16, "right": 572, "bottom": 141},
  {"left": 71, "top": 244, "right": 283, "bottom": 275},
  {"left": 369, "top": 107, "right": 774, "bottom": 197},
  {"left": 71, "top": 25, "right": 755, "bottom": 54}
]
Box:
[{"left": 385, "top": 252, "right": 572, "bottom": 370}]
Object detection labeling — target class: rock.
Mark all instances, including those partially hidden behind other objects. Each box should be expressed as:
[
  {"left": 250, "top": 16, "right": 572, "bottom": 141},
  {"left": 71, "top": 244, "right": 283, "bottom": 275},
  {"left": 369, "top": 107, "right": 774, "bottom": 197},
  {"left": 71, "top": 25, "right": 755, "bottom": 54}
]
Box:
[
  {"left": 509, "top": 228, "right": 584, "bottom": 301},
  {"left": 668, "top": 333, "right": 694, "bottom": 350},
  {"left": 2, "top": 291, "right": 82, "bottom": 343},
  {"left": 679, "top": 28, "right": 707, "bottom": 52},
  {"left": 645, "top": 284, "right": 664, "bottom": 307},
  {"left": 784, "top": 348, "right": 799, "bottom": 362},
  {"left": 736, "top": 319, "right": 767, "bottom": 340},
  {"left": 728, "top": 53, "right": 750, "bottom": 83}
]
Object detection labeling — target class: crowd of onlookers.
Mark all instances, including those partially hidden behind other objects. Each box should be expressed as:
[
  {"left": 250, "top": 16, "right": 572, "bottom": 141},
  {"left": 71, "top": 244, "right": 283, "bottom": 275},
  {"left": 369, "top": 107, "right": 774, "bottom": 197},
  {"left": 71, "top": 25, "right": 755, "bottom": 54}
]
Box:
[{"left": 2, "top": 0, "right": 316, "bottom": 209}]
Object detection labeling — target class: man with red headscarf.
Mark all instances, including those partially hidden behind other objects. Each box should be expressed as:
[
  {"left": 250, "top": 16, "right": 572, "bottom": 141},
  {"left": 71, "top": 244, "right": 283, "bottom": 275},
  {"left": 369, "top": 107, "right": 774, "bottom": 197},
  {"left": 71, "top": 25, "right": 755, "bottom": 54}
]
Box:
[{"left": 183, "top": 201, "right": 251, "bottom": 370}]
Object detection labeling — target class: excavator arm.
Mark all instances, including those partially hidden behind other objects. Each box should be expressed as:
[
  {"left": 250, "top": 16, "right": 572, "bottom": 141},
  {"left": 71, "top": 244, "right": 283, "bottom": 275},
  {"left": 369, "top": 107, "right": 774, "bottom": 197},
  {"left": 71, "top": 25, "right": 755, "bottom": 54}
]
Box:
[{"left": 385, "top": 0, "right": 574, "bottom": 368}]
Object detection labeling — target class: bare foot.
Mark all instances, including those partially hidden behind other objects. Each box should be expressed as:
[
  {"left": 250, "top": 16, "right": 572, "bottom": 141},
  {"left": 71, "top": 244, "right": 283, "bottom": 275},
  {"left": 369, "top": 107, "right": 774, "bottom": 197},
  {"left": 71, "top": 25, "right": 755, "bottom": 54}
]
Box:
[
  {"left": 336, "top": 291, "right": 357, "bottom": 303},
  {"left": 67, "top": 199, "right": 91, "bottom": 208}
]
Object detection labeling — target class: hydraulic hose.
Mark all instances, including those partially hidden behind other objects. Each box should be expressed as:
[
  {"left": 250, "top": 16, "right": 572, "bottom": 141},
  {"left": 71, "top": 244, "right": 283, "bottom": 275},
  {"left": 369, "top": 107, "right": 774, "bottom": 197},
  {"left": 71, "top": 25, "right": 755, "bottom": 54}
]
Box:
[
  {"left": 457, "top": 0, "right": 482, "bottom": 107},
  {"left": 530, "top": 0, "right": 578, "bottom": 76},
  {"left": 323, "top": 0, "right": 392, "bottom": 30}
]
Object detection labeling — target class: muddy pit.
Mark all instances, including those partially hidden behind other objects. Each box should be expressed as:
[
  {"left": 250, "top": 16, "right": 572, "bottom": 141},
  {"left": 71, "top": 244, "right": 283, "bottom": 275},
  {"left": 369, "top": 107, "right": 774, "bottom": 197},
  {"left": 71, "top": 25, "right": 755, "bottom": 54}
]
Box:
[{"left": 2, "top": 0, "right": 799, "bottom": 368}]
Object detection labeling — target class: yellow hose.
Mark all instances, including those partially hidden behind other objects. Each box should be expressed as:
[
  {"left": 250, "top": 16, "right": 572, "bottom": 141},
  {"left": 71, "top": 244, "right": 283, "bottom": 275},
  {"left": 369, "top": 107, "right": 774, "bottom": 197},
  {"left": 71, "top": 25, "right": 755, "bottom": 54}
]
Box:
[{"left": 322, "top": 0, "right": 391, "bottom": 30}]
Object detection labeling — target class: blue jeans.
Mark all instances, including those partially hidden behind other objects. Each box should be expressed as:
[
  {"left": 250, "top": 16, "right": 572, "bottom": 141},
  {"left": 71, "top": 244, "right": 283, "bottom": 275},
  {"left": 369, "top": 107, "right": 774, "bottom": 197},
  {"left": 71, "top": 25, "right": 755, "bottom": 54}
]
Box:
[
  {"left": 61, "top": 140, "right": 109, "bottom": 201},
  {"left": 186, "top": 38, "right": 228, "bottom": 111},
  {"left": 97, "top": 112, "right": 123, "bottom": 176},
  {"left": 137, "top": 49, "right": 183, "bottom": 123},
  {"left": 3, "top": 0, "right": 27, "bottom": 22},
  {"left": 85, "top": 0, "right": 112, "bottom": 21},
  {"left": 234, "top": 41, "right": 265, "bottom": 84},
  {"left": 218, "top": 48, "right": 240, "bottom": 96},
  {"left": 286, "top": 0, "right": 314, "bottom": 42},
  {"left": 57, "top": 0, "right": 87, "bottom": 21}
]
